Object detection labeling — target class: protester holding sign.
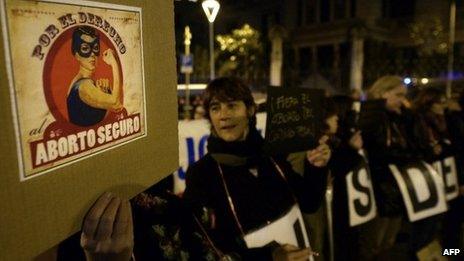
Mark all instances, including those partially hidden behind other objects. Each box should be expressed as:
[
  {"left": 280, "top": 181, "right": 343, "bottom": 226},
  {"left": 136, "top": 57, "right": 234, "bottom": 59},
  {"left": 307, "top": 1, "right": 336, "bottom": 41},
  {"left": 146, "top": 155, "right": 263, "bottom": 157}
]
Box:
[
  {"left": 412, "top": 88, "right": 455, "bottom": 162},
  {"left": 402, "top": 87, "right": 453, "bottom": 254},
  {"left": 412, "top": 88, "right": 461, "bottom": 196},
  {"left": 413, "top": 87, "right": 464, "bottom": 251},
  {"left": 183, "top": 77, "right": 330, "bottom": 260},
  {"left": 327, "top": 95, "right": 377, "bottom": 261},
  {"left": 77, "top": 77, "right": 329, "bottom": 261},
  {"left": 286, "top": 97, "right": 336, "bottom": 261},
  {"left": 358, "top": 75, "right": 424, "bottom": 259}
]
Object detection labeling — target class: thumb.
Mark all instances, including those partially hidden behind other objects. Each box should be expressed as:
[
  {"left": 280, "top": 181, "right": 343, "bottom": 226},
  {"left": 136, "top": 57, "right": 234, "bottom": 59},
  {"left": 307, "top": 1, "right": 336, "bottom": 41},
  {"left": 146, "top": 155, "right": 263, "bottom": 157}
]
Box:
[
  {"left": 281, "top": 244, "right": 299, "bottom": 251},
  {"left": 319, "top": 135, "right": 329, "bottom": 144}
]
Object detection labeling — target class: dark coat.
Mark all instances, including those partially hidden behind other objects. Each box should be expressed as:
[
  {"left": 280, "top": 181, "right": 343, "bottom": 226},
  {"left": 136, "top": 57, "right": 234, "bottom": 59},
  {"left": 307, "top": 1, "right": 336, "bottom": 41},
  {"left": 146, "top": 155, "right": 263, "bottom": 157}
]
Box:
[
  {"left": 184, "top": 151, "right": 328, "bottom": 259},
  {"left": 359, "top": 100, "right": 423, "bottom": 216}
]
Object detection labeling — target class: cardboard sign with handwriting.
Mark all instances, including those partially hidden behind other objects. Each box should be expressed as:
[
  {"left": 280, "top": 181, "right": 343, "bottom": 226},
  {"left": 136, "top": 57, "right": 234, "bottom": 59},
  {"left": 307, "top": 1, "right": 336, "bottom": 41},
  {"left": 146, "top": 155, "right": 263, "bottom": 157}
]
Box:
[
  {"left": 265, "top": 87, "right": 324, "bottom": 154},
  {"left": 0, "top": 0, "right": 178, "bottom": 260}
]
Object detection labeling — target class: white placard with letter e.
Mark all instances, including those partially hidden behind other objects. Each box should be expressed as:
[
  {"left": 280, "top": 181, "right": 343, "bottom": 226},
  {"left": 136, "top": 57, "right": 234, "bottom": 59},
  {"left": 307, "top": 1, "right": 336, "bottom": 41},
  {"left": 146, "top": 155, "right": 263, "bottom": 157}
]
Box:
[{"left": 433, "top": 156, "right": 459, "bottom": 201}]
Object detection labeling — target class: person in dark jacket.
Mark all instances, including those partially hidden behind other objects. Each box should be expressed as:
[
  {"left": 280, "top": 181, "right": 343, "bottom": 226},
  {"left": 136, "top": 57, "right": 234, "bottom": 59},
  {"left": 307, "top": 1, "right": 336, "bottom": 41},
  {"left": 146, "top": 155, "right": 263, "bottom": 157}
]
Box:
[
  {"left": 412, "top": 87, "right": 454, "bottom": 162},
  {"left": 447, "top": 92, "right": 464, "bottom": 187},
  {"left": 329, "top": 95, "right": 368, "bottom": 261},
  {"left": 76, "top": 77, "right": 330, "bottom": 261},
  {"left": 286, "top": 97, "right": 339, "bottom": 261},
  {"left": 183, "top": 77, "right": 330, "bottom": 260},
  {"left": 407, "top": 87, "right": 451, "bottom": 255},
  {"left": 412, "top": 87, "right": 464, "bottom": 254},
  {"left": 445, "top": 92, "right": 464, "bottom": 254},
  {"left": 358, "top": 75, "right": 423, "bottom": 260}
]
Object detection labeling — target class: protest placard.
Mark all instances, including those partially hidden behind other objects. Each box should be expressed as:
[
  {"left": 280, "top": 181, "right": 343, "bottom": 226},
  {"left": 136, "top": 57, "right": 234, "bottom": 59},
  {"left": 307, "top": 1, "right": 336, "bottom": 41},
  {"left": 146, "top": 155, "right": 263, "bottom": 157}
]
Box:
[
  {"left": 0, "top": 0, "right": 178, "bottom": 259},
  {"left": 389, "top": 162, "right": 447, "bottom": 222},
  {"left": 265, "top": 87, "right": 324, "bottom": 154}
]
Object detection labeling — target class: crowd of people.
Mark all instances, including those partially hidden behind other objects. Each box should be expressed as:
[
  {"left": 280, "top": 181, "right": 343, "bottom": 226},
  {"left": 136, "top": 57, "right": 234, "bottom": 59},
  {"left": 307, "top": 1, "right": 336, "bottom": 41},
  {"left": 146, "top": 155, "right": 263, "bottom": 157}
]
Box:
[
  {"left": 59, "top": 76, "right": 464, "bottom": 261},
  {"left": 178, "top": 95, "right": 206, "bottom": 120},
  {"left": 328, "top": 76, "right": 464, "bottom": 260}
]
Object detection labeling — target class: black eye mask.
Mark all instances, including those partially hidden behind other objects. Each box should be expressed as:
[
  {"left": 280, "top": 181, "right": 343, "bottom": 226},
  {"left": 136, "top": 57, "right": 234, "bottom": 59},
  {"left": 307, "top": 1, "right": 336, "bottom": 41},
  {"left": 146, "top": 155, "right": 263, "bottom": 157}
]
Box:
[
  {"left": 73, "top": 33, "right": 100, "bottom": 58},
  {"left": 79, "top": 39, "right": 99, "bottom": 58}
]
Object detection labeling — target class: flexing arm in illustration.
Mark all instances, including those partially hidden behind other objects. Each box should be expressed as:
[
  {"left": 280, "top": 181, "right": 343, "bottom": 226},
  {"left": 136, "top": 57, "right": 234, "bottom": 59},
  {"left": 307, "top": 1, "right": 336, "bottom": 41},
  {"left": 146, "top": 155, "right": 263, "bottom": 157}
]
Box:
[
  {"left": 67, "top": 26, "right": 122, "bottom": 126},
  {"left": 77, "top": 49, "right": 122, "bottom": 110}
]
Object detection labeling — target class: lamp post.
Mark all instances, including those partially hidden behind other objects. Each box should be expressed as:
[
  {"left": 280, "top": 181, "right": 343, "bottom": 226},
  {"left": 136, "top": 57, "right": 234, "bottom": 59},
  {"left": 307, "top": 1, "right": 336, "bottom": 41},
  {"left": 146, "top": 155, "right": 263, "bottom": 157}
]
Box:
[
  {"left": 183, "top": 26, "right": 192, "bottom": 119},
  {"left": 447, "top": 0, "right": 456, "bottom": 98},
  {"left": 201, "top": 0, "right": 220, "bottom": 80}
]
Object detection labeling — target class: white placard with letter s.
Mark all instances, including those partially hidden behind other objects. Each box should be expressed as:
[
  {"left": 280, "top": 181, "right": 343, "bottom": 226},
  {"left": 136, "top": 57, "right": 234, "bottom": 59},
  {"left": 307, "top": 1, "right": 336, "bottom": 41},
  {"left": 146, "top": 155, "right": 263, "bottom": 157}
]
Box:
[{"left": 346, "top": 160, "right": 377, "bottom": 227}]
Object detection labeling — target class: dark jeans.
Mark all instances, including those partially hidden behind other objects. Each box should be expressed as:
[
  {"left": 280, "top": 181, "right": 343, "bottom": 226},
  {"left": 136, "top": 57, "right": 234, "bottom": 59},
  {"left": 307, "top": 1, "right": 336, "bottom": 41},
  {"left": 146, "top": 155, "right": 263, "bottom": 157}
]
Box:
[
  {"left": 442, "top": 196, "right": 464, "bottom": 250},
  {"left": 358, "top": 216, "right": 402, "bottom": 260},
  {"left": 410, "top": 215, "right": 442, "bottom": 252}
]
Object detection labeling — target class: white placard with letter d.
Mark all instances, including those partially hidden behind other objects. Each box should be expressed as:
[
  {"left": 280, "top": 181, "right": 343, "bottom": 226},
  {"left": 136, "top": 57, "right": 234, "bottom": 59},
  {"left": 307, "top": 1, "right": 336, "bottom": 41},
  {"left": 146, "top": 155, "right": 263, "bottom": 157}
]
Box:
[{"left": 389, "top": 162, "right": 447, "bottom": 222}]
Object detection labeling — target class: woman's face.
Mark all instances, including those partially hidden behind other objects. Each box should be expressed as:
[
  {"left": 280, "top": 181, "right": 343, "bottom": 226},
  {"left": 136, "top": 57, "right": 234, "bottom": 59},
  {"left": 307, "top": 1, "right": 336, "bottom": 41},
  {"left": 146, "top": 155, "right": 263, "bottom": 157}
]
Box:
[
  {"left": 325, "top": 114, "right": 339, "bottom": 135},
  {"left": 209, "top": 98, "right": 253, "bottom": 142},
  {"left": 76, "top": 53, "right": 97, "bottom": 72},
  {"left": 382, "top": 84, "right": 407, "bottom": 114},
  {"left": 75, "top": 34, "right": 99, "bottom": 72},
  {"left": 194, "top": 106, "right": 206, "bottom": 119}
]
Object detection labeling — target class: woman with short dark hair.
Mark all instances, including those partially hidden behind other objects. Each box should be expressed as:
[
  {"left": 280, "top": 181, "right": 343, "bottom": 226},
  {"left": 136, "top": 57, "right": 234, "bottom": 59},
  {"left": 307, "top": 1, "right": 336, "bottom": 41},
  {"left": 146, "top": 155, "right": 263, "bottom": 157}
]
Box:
[{"left": 183, "top": 77, "right": 331, "bottom": 260}]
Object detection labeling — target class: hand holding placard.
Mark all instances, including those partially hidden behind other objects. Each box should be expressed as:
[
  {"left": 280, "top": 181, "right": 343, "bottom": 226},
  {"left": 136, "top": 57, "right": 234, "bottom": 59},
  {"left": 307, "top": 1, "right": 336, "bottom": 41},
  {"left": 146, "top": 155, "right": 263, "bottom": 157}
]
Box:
[
  {"left": 306, "top": 136, "right": 331, "bottom": 167},
  {"left": 81, "top": 192, "right": 134, "bottom": 261}
]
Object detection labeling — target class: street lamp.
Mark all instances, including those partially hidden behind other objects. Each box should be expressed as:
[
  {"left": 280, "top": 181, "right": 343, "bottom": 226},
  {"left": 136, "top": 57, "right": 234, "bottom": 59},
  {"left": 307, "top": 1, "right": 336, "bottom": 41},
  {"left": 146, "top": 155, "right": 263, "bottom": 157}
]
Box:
[
  {"left": 447, "top": 0, "right": 456, "bottom": 98},
  {"left": 201, "top": 0, "right": 220, "bottom": 80}
]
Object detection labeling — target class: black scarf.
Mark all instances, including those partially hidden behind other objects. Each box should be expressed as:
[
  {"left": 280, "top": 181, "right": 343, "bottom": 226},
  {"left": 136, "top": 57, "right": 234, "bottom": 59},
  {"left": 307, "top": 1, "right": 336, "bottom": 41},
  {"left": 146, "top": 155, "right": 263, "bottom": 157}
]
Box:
[{"left": 207, "top": 126, "right": 264, "bottom": 167}]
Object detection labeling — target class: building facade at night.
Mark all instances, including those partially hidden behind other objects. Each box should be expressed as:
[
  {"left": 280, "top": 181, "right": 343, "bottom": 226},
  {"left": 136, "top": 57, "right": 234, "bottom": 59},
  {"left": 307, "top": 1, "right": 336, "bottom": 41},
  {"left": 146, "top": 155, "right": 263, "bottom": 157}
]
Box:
[
  {"left": 283, "top": 0, "right": 464, "bottom": 93},
  {"left": 175, "top": 0, "right": 464, "bottom": 93}
]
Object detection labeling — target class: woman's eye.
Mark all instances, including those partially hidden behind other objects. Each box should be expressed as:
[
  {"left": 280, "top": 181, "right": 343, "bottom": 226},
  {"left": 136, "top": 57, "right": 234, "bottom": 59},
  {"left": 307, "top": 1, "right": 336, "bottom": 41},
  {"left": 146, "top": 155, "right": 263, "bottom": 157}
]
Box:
[{"left": 80, "top": 44, "right": 90, "bottom": 53}]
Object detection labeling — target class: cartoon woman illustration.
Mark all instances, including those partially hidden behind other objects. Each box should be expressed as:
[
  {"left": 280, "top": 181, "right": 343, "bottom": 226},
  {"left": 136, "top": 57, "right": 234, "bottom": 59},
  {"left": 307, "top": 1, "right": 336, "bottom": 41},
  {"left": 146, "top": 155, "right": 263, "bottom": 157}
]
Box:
[{"left": 67, "top": 26, "right": 122, "bottom": 126}]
